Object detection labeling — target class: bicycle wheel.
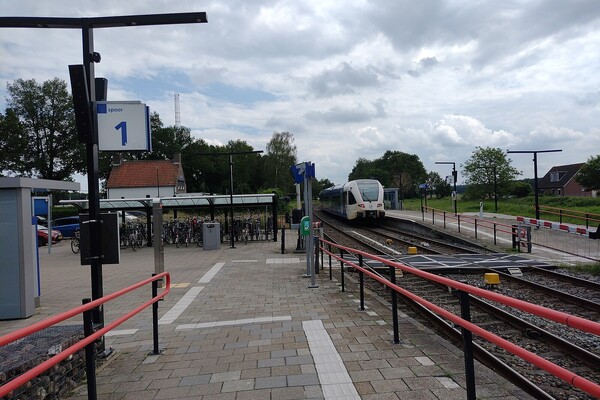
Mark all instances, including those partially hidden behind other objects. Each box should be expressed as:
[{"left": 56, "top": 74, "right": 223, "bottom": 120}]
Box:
[{"left": 71, "top": 238, "right": 80, "bottom": 254}]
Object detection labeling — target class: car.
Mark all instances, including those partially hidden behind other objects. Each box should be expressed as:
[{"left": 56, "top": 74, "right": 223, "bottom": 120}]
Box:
[
  {"left": 37, "top": 225, "right": 63, "bottom": 246},
  {"left": 50, "top": 216, "right": 80, "bottom": 238}
]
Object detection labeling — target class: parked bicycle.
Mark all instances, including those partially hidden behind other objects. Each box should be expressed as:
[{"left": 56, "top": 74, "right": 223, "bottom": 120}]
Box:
[{"left": 71, "top": 229, "right": 80, "bottom": 254}]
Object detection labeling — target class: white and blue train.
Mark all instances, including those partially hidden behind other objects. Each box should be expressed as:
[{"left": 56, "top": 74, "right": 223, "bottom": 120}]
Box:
[{"left": 319, "top": 179, "right": 385, "bottom": 220}]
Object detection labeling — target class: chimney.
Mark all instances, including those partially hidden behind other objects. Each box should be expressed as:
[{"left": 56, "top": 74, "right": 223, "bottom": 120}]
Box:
[
  {"left": 112, "top": 153, "right": 124, "bottom": 166},
  {"left": 173, "top": 153, "right": 182, "bottom": 164}
]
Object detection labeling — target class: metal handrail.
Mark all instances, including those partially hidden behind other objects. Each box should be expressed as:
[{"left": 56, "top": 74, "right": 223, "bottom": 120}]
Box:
[
  {"left": 0, "top": 272, "right": 170, "bottom": 398},
  {"left": 319, "top": 238, "right": 600, "bottom": 398}
]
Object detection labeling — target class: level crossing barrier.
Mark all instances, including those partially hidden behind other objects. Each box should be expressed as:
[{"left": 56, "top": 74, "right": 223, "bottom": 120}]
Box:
[
  {"left": 317, "top": 238, "right": 600, "bottom": 399},
  {"left": 0, "top": 272, "right": 171, "bottom": 400}
]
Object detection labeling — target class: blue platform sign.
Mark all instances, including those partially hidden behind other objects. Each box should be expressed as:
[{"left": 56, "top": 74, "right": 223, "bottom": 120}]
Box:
[
  {"left": 291, "top": 162, "right": 315, "bottom": 184},
  {"left": 96, "top": 101, "right": 152, "bottom": 152}
]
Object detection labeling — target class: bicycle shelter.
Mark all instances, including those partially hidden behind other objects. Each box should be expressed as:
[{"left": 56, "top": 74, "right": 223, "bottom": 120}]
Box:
[{"left": 60, "top": 193, "right": 280, "bottom": 244}]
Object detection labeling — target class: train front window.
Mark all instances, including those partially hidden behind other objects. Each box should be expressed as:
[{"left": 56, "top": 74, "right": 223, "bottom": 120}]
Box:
[
  {"left": 348, "top": 192, "right": 357, "bottom": 205},
  {"left": 357, "top": 182, "right": 379, "bottom": 202}
]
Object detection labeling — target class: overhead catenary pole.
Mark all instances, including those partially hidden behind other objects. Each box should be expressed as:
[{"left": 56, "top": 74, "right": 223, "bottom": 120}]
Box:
[
  {"left": 436, "top": 161, "right": 457, "bottom": 215},
  {"left": 507, "top": 149, "right": 562, "bottom": 220}
]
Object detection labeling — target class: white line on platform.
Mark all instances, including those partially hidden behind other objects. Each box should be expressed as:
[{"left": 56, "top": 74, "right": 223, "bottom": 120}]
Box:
[
  {"left": 199, "top": 262, "right": 225, "bottom": 283},
  {"left": 303, "top": 320, "right": 360, "bottom": 400},
  {"left": 266, "top": 258, "right": 302, "bottom": 264},
  {"left": 176, "top": 315, "right": 292, "bottom": 330},
  {"left": 105, "top": 329, "right": 138, "bottom": 336},
  {"left": 158, "top": 286, "right": 204, "bottom": 325}
]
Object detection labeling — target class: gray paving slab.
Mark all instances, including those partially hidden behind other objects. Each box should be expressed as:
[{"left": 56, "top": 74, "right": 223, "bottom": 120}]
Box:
[{"left": 1, "top": 230, "right": 534, "bottom": 399}]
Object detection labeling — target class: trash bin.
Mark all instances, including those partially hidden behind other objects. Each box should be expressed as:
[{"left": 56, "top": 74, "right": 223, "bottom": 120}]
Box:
[{"left": 203, "top": 222, "right": 221, "bottom": 250}]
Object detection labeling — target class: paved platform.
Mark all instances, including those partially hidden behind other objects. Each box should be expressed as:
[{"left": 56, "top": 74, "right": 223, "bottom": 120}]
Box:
[{"left": 2, "top": 232, "right": 534, "bottom": 399}]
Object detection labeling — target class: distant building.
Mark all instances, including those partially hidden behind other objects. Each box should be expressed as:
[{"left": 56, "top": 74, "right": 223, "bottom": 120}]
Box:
[
  {"left": 538, "top": 163, "right": 594, "bottom": 197},
  {"left": 106, "top": 154, "right": 186, "bottom": 199}
]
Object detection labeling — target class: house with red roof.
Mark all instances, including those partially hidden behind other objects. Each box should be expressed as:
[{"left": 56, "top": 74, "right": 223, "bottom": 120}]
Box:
[
  {"left": 106, "top": 154, "right": 187, "bottom": 199},
  {"left": 538, "top": 162, "right": 593, "bottom": 197}
]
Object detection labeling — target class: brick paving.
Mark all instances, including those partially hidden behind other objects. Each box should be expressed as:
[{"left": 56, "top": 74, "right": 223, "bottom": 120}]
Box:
[{"left": 1, "top": 226, "right": 533, "bottom": 399}]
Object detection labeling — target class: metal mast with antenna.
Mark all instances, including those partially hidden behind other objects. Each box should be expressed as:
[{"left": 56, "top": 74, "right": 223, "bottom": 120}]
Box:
[{"left": 174, "top": 93, "right": 181, "bottom": 126}]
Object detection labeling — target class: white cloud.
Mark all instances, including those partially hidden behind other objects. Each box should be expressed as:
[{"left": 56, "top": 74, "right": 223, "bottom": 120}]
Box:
[{"left": 1, "top": 0, "right": 600, "bottom": 188}]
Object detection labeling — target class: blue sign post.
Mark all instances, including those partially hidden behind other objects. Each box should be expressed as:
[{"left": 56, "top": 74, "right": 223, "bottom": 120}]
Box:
[{"left": 290, "top": 162, "right": 318, "bottom": 288}]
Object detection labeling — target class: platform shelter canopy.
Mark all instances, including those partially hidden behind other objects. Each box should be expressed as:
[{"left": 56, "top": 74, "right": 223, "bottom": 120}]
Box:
[{"left": 59, "top": 193, "right": 277, "bottom": 212}]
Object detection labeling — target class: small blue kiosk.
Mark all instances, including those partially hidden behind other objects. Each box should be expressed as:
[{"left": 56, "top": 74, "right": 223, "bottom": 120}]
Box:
[{"left": 0, "top": 177, "right": 79, "bottom": 319}]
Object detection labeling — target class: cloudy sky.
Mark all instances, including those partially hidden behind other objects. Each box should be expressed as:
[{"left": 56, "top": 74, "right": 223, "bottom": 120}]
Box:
[{"left": 1, "top": 1, "right": 600, "bottom": 189}]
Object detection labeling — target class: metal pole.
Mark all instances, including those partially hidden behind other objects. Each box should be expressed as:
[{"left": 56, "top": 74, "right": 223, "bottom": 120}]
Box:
[
  {"left": 459, "top": 290, "right": 476, "bottom": 399},
  {"left": 328, "top": 244, "right": 332, "bottom": 280},
  {"left": 453, "top": 163, "right": 457, "bottom": 215},
  {"left": 307, "top": 176, "right": 318, "bottom": 288},
  {"left": 340, "top": 249, "right": 345, "bottom": 292},
  {"left": 389, "top": 266, "right": 400, "bottom": 344},
  {"left": 82, "top": 298, "right": 97, "bottom": 400},
  {"left": 152, "top": 274, "right": 160, "bottom": 355},
  {"left": 533, "top": 152, "right": 539, "bottom": 220},
  {"left": 229, "top": 154, "right": 235, "bottom": 248},
  {"left": 358, "top": 254, "right": 364, "bottom": 311},
  {"left": 82, "top": 24, "right": 104, "bottom": 329},
  {"left": 493, "top": 166, "right": 498, "bottom": 213}
]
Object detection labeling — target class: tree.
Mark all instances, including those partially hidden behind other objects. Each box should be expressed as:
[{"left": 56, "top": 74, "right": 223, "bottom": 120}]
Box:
[
  {"left": 264, "top": 131, "right": 297, "bottom": 194},
  {"left": 0, "top": 108, "right": 27, "bottom": 175},
  {"left": 427, "top": 171, "right": 451, "bottom": 199},
  {"left": 4, "top": 78, "right": 84, "bottom": 179},
  {"left": 313, "top": 178, "right": 335, "bottom": 199},
  {"left": 576, "top": 155, "right": 600, "bottom": 190},
  {"left": 348, "top": 151, "right": 427, "bottom": 198},
  {"left": 462, "top": 147, "right": 520, "bottom": 200}
]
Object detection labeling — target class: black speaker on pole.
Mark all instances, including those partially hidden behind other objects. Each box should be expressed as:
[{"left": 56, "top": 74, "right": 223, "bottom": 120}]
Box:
[{"left": 68, "top": 65, "right": 92, "bottom": 143}]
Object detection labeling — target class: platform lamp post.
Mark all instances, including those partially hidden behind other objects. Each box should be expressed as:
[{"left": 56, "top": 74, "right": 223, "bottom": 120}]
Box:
[
  {"left": 436, "top": 161, "right": 457, "bottom": 215},
  {"left": 507, "top": 149, "right": 562, "bottom": 220}
]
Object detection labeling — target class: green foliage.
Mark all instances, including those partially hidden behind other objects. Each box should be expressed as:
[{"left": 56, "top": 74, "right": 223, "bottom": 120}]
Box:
[
  {"left": 348, "top": 150, "right": 427, "bottom": 198},
  {"left": 0, "top": 108, "right": 27, "bottom": 174},
  {"left": 427, "top": 171, "right": 451, "bottom": 198},
  {"left": 313, "top": 178, "right": 334, "bottom": 198},
  {"left": 264, "top": 131, "right": 298, "bottom": 194},
  {"left": 575, "top": 155, "right": 600, "bottom": 190},
  {"left": 3, "top": 78, "right": 84, "bottom": 179},
  {"left": 510, "top": 181, "right": 532, "bottom": 197},
  {"left": 462, "top": 147, "right": 520, "bottom": 200}
]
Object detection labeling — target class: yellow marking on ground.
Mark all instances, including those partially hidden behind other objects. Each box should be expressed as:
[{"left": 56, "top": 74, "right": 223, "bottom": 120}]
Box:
[{"left": 171, "top": 283, "right": 191, "bottom": 288}]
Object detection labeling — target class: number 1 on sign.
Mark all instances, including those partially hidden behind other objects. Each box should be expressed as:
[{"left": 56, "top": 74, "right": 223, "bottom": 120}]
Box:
[{"left": 115, "top": 121, "right": 127, "bottom": 145}]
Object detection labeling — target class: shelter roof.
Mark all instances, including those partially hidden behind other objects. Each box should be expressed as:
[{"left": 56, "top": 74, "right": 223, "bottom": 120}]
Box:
[
  {"left": 106, "top": 160, "right": 181, "bottom": 188},
  {"left": 60, "top": 194, "right": 276, "bottom": 211}
]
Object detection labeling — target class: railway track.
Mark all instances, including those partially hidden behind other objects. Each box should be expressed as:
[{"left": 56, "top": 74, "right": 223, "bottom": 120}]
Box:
[{"left": 315, "top": 210, "right": 600, "bottom": 399}]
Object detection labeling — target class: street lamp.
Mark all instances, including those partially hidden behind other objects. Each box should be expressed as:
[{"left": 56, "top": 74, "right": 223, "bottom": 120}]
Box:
[
  {"left": 507, "top": 149, "right": 562, "bottom": 220},
  {"left": 436, "top": 161, "right": 457, "bottom": 215}
]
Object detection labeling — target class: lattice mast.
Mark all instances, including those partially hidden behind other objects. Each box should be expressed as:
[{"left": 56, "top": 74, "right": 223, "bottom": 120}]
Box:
[{"left": 174, "top": 93, "right": 181, "bottom": 126}]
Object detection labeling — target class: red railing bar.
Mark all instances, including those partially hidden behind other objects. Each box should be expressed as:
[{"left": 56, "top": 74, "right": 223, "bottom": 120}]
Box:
[
  {"left": 0, "top": 272, "right": 170, "bottom": 347},
  {"left": 320, "top": 242, "right": 600, "bottom": 397},
  {"left": 0, "top": 273, "right": 170, "bottom": 398}
]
